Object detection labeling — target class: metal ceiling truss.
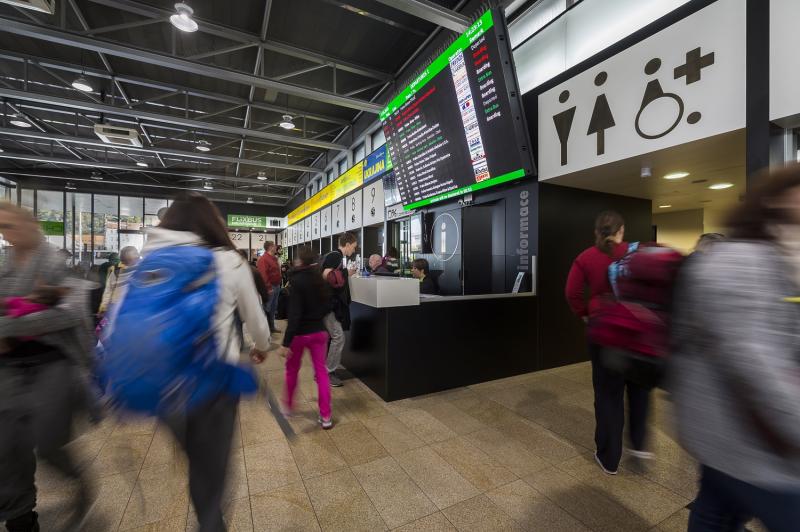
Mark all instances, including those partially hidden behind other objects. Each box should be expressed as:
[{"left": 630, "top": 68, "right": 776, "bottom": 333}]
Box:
[
  {"left": 373, "top": 0, "right": 470, "bottom": 32},
  {"left": 0, "top": 17, "right": 384, "bottom": 113}
]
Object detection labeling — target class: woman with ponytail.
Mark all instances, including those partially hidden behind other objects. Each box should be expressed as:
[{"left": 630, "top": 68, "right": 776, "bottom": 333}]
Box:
[{"left": 565, "top": 211, "right": 651, "bottom": 475}]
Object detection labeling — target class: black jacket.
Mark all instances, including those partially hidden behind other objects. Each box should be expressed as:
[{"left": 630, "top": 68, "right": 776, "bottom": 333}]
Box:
[
  {"left": 420, "top": 275, "right": 438, "bottom": 295},
  {"left": 283, "top": 266, "right": 330, "bottom": 347}
]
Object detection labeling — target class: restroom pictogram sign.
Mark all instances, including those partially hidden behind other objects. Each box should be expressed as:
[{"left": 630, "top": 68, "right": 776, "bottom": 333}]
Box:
[{"left": 536, "top": 0, "right": 745, "bottom": 181}]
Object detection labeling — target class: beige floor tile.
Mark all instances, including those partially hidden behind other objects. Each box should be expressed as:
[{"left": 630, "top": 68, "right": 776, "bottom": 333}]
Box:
[
  {"left": 92, "top": 432, "right": 154, "bottom": 477},
  {"left": 515, "top": 400, "right": 597, "bottom": 450},
  {"left": 494, "top": 416, "right": 586, "bottom": 465},
  {"left": 395, "top": 446, "right": 480, "bottom": 510},
  {"left": 362, "top": 414, "right": 426, "bottom": 456},
  {"left": 225, "top": 449, "right": 250, "bottom": 504},
  {"left": 118, "top": 463, "right": 189, "bottom": 530},
  {"left": 81, "top": 471, "right": 140, "bottom": 532},
  {"left": 250, "top": 483, "right": 320, "bottom": 531},
  {"left": 111, "top": 416, "right": 159, "bottom": 437},
  {"left": 547, "top": 362, "right": 593, "bottom": 386},
  {"left": 620, "top": 453, "right": 699, "bottom": 500},
  {"left": 450, "top": 396, "right": 524, "bottom": 428},
  {"left": 328, "top": 420, "right": 389, "bottom": 466},
  {"left": 305, "top": 469, "right": 387, "bottom": 531},
  {"left": 441, "top": 495, "right": 525, "bottom": 531},
  {"left": 523, "top": 466, "right": 654, "bottom": 532},
  {"left": 464, "top": 428, "right": 550, "bottom": 477},
  {"left": 340, "top": 390, "right": 391, "bottom": 421},
  {"left": 653, "top": 508, "right": 689, "bottom": 532},
  {"left": 558, "top": 453, "right": 689, "bottom": 525},
  {"left": 127, "top": 514, "right": 188, "bottom": 532},
  {"left": 238, "top": 398, "right": 286, "bottom": 446},
  {"left": 288, "top": 430, "right": 347, "bottom": 479},
  {"left": 142, "top": 425, "right": 184, "bottom": 470},
  {"left": 243, "top": 438, "right": 302, "bottom": 495},
  {"left": 187, "top": 496, "right": 253, "bottom": 532},
  {"left": 486, "top": 479, "right": 591, "bottom": 531},
  {"left": 430, "top": 437, "right": 517, "bottom": 492},
  {"left": 393, "top": 512, "right": 457, "bottom": 532},
  {"left": 397, "top": 409, "right": 458, "bottom": 444},
  {"left": 422, "top": 401, "right": 485, "bottom": 435},
  {"left": 352, "top": 456, "right": 437, "bottom": 528}
]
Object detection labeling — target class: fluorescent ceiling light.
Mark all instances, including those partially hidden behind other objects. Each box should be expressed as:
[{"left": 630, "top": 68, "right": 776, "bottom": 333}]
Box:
[
  {"left": 658, "top": 204, "right": 672, "bottom": 209},
  {"left": 246, "top": 197, "right": 254, "bottom": 204},
  {"left": 203, "top": 180, "right": 213, "bottom": 190},
  {"left": 257, "top": 171, "right": 267, "bottom": 180},
  {"left": 195, "top": 140, "right": 211, "bottom": 152},
  {"left": 136, "top": 161, "right": 148, "bottom": 168},
  {"left": 170, "top": 3, "right": 198, "bottom": 32},
  {"left": 0, "top": 147, "right": 4, "bottom": 153},
  {"left": 9, "top": 115, "right": 31, "bottom": 128},
  {"left": 664, "top": 171, "right": 689, "bottom": 180},
  {"left": 90, "top": 172, "right": 103, "bottom": 180},
  {"left": 708, "top": 183, "right": 734, "bottom": 190},
  {"left": 279, "top": 114, "right": 295, "bottom": 130},
  {"left": 65, "top": 182, "right": 76, "bottom": 190},
  {"left": 71, "top": 76, "right": 93, "bottom": 92}
]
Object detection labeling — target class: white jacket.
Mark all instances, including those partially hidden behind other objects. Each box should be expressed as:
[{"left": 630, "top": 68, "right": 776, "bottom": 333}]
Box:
[{"left": 143, "top": 228, "right": 272, "bottom": 363}]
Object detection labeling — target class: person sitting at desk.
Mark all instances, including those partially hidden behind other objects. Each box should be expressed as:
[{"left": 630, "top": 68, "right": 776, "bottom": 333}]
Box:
[
  {"left": 368, "top": 254, "right": 393, "bottom": 275},
  {"left": 411, "top": 258, "right": 438, "bottom": 295}
]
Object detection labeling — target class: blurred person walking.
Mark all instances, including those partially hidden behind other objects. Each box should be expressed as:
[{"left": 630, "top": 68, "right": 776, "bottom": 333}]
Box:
[
  {"left": 98, "top": 246, "right": 140, "bottom": 316},
  {"left": 671, "top": 168, "right": 800, "bottom": 531},
  {"left": 320, "top": 232, "right": 358, "bottom": 387},
  {"left": 277, "top": 246, "right": 333, "bottom": 429},
  {"left": 129, "top": 193, "right": 272, "bottom": 532},
  {"left": 565, "top": 211, "right": 651, "bottom": 474},
  {"left": 0, "top": 202, "right": 96, "bottom": 532},
  {"left": 257, "top": 241, "right": 282, "bottom": 334}
]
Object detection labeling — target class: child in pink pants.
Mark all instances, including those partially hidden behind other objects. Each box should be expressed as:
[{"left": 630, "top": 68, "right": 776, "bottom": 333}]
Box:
[{"left": 283, "top": 331, "right": 331, "bottom": 425}]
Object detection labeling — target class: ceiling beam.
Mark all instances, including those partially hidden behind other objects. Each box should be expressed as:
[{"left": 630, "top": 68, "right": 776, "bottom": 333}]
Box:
[
  {"left": 373, "top": 0, "right": 470, "bottom": 33},
  {"left": 86, "top": 0, "right": 393, "bottom": 81},
  {"left": 0, "top": 50, "right": 351, "bottom": 126},
  {"left": 0, "top": 127, "right": 317, "bottom": 178},
  {"left": 0, "top": 87, "right": 348, "bottom": 151},
  {"left": 0, "top": 17, "right": 384, "bottom": 113}
]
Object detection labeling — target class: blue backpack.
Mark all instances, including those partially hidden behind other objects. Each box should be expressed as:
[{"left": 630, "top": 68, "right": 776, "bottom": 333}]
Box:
[{"left": 98, "top": 245, "right": 257, "bottom": 416}]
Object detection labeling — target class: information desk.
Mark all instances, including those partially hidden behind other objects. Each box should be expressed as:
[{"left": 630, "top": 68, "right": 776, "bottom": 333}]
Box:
[{"left": 342, "top": 280, "right": 537, "bottom": 401}]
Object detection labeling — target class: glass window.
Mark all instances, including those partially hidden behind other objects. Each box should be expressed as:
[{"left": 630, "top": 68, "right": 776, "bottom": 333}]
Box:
[
  {"left": 354, "top": 142, "right": 366, "bottom": 163},
  {"left": 144, "top": 197, "right": 169, "bottom": 229},
  {"left": 371, "top": 128, "right": 386, "bottom": 150},
  {"left": 338, "top": 158, "right": 348, "bottom": 176},
  {"left": 326, "top": 168, "right": 335, "bottom": 185},
  {"left": 70, "top": 193, "right": 92, "bottom": 268},
  {"left": 36, "top": 190, "right": 65, "bottom": 249},
  {"left": 93, "top": 194, "right": 118, "bottom": 264},
  {"left": 20, "top": 189, "right": 34, "bottom": 211},
  {"left": 120, "top": 196, "right": 144, "bottom": 253}
]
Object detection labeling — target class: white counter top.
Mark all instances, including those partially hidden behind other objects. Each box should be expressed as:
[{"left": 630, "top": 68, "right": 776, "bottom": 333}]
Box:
[{"left": 349, "top": 276, "right": 420, "bottom": 308}]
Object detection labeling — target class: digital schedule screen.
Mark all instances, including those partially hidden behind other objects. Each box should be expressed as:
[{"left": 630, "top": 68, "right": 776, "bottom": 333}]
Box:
[{"left": 380, "top": 10, "right": 534, "bottom": 210}]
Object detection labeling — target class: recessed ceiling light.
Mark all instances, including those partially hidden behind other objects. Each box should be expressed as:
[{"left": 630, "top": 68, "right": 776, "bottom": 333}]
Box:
[
  {"left": 170, "top": 3, "right": 198, "bottom": 32},
  {"left": 195, "top": 140, "right": 211, "bottom": 152},
  {"left": 257, "top": 171, "right": 267, "bottom": 180},
  {"left": 708, "top": 182, "right": 734, "bottom": 190},
  {"left": 136, "top": 161, "right": 148, "bottom": 168},
  {"left": 71, "top": 76, "right": 93, "bottom": 92},
  {"left": 279, "top": 114, "right": 295, "bottom": 130},
  {"left": 664, "top": 171, "right": 690, "bottom": 180},
  {"left": 658, "top": 204, "right": 672, "bottom": 209},
  {"left": 203, "top": 180, "right": 213, "bottom": 190},
  {"left": 246, "top": 197, "right": 254, "bottom": 204}
]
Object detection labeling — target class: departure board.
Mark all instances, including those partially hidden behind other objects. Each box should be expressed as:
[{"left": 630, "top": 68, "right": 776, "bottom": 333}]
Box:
[{"left": 380, "top": 10, "right": 534, "bottom": 210}]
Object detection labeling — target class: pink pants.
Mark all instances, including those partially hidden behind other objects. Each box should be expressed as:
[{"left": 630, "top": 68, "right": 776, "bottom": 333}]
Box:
[{"left": 284, "top": 331, "right": 331, "bottom": 419}]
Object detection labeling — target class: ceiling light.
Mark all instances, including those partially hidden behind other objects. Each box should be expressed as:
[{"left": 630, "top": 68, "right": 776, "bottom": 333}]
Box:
[
  {"left": 664, "top": 171, "right": 689, "bottom": 180},
  {"left": 246, "top": 197, "right": 254, "bottom": 204},
  {"left": 90, "top": 171, "right": 103, "bottom": 180},
  {"left": 170, "top": 3, "right": 198, "bottom": 32},
  {"left": 0, "top": 147, "right": 4, "bottom": 153},
  {"left": 9, "top": 114, "right": 31, "bottom": 128},
  {"left": 65, "top": 182, "right": 76, "bottom": 190},
  {"left": 257, "top": 171, "right": 267, "bottom": 180},
  {"left": 279, "top": 114, "right": 295, "bottom": 130},
  {"left": 658, "top": 204, "right": 672, "bottom": 209},
  {"left": 708, "top": 183, "right": 734, "bottom": 190},
  {"left": 136, "top": 161, "right": 148, "bottom": 168},
  {"left": 195, "top": 140, "right": 211, "bottom": 152},
  {"left": 71, "top": 75, "right": 93, "bottom": 92},
  {"left": 203, "top": 180, "right": 213, "bottom": 190}
]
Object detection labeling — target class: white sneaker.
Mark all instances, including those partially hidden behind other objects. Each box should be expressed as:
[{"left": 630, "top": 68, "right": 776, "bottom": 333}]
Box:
[
  {"left": 319, "top": 417, "right": 333, "bottom": 430},
  {"left": 627, "top": 449, "right": 655, "bottom": 460},
  {"left": 594, "top": 452, "right": 618, "bottom": 475}
]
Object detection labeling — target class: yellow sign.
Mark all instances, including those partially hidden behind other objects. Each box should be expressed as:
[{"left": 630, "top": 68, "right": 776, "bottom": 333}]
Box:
[{"left": 288, "top": 161, "right": 364, "bottom": 225}]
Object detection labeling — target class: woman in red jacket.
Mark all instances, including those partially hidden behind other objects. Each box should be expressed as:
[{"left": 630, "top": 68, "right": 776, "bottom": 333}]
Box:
[{"left": 565, "top": 211, "right": 651, "bottom": 475}]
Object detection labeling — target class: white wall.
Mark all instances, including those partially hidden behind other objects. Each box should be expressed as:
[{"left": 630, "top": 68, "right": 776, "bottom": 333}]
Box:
[{"left": 770, "top": 0, "right": 800, "bottom": 121}]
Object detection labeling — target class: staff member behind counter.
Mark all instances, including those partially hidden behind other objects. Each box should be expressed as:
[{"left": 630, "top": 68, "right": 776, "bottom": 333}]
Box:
[{"left": 411, "top": 258, "right": 438, "bottom": 295}]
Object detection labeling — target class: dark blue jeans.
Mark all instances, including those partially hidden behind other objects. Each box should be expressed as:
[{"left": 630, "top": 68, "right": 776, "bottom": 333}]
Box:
[{"left": 689, "top": 465, "right": 800, "bottom": 532}]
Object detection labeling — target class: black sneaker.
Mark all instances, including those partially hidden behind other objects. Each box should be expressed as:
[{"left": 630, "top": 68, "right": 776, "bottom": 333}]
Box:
[{"left": 328, "top": 373, "right": 343, "bottom": 387}]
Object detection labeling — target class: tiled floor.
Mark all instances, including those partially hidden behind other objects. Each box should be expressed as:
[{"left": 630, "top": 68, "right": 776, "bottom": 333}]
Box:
[{"left": 38, "top": 324, "right": 702, "bottom": 531}]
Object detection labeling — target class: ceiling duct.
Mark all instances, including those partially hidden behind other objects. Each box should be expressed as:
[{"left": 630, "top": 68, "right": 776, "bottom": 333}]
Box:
[
  {"left": 0, "top": 0, "right": 55, "bottom": 14},
  {"left": 94, "top": 123, "right": 143, "bottom": 147}
]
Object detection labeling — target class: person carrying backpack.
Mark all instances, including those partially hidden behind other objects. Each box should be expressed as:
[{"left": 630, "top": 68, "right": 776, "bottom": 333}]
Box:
[
  {"left": 320, "top": 232, "right": 358, "bottom": 387},
  {"left": 102, "top": 193, "right": 272, "bottom": 532},
  {"left": 565, "top": 211, "right": 652, "bottom": 475}
]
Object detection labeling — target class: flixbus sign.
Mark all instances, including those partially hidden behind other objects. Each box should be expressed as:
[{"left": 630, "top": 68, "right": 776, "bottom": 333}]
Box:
[{"left": 227, "top": 215, "right": 268, "bottom": 229}]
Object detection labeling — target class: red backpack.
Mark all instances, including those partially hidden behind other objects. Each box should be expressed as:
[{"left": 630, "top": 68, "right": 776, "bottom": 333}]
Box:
[{"left": 588, "top": 243, "right": 684, "bottom": 388}]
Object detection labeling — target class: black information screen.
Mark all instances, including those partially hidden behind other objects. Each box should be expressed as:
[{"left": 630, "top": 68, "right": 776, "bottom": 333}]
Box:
[{"left": 380, "top": 10, "right": 533, "bottom": 210}]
